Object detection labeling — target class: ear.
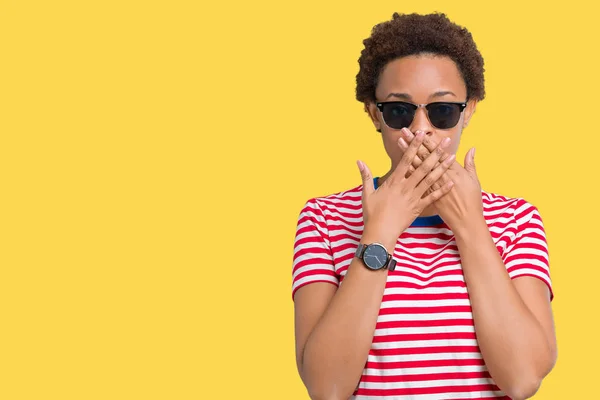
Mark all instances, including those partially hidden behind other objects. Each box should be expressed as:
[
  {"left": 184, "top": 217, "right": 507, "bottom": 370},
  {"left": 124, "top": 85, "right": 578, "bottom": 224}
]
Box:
[
  {"left": 364, "top": 101, "right": 382, "bottom": 133},
  {"left": 462, "top": 99, "right": 478, "bottom": 129}
]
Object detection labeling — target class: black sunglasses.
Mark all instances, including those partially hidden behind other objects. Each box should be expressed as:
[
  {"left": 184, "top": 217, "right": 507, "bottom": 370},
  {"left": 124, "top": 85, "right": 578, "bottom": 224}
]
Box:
[{"left": 376, "top": 101, "right": 467, "bottom": 130}]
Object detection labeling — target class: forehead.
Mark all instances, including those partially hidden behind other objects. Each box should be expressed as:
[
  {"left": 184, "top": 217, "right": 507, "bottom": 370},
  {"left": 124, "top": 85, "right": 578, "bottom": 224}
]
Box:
[{"left": 375, "top": 55, "right": 467, "bottom": 100}]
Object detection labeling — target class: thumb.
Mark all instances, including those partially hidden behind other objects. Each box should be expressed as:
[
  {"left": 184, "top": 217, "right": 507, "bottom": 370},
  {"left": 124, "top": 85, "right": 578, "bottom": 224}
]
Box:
[
  {"left": 464, "top": 147, "right": 477, "bottom": 175},
  {"left": 357, "top": 160, "right": 375, "bottom": 196}
]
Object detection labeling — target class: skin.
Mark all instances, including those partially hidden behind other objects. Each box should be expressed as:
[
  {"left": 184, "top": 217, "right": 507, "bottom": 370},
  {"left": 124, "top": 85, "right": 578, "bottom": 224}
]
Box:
[
  {"left": 295, "top": 135, "right": 455, "bottom": 400},
  {"left": 294, "top": 53, "right": 557, "bottom": 400},
  {"left": 365, "top": 54, "right": 476, "bottom": 216}
]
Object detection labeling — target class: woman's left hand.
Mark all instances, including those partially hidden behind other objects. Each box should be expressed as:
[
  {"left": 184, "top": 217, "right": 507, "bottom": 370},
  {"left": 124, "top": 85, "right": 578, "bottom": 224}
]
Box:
[{"left": 398, "top": 129, "right": 484, "bottom": 233}]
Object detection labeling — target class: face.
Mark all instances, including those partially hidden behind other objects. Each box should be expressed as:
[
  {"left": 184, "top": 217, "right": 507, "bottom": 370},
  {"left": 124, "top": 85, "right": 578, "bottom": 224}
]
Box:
[{"left": 366, "top": 54, "right": 477, "bottom": 164}]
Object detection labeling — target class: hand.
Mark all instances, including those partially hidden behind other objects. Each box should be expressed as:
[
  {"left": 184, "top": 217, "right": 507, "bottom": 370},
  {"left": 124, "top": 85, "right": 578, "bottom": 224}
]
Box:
[
  {"left": 357, "top": 131, "right": 456, "bottom": 251},
  {"left": 397, "top": 128, "right": 484, "bottom": 234}
]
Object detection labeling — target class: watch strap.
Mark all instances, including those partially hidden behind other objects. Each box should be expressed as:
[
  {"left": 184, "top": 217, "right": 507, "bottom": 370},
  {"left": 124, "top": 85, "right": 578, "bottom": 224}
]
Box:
[
  {"left": 387, "top": 255, "right": 397, "bottom": 271},
  {"left": 355, "top": 243, "right": 366, "bottom": 258}
]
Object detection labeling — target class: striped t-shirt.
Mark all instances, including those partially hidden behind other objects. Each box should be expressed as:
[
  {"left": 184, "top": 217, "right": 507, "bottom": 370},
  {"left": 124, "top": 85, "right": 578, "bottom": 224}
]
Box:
[{"left": 292, "top": 178, "right": 552, "bottom": 400}]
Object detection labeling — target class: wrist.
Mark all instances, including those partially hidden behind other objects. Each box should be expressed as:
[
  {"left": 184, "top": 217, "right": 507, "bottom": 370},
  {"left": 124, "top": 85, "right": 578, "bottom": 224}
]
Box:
[{"left": 452, "top": 213, "right": 488, "bottom": 240}]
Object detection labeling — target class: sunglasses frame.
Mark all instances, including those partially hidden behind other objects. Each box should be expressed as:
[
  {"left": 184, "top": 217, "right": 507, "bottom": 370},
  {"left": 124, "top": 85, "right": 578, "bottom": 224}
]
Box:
[{"left": 375, "top": 101, "right": 468, "bottom": 130}]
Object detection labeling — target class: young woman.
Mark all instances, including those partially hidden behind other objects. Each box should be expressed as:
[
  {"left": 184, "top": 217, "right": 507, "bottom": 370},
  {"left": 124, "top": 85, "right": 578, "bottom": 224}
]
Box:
[{"left": 292, "top": 12, "right": 556, "bottom": 400}]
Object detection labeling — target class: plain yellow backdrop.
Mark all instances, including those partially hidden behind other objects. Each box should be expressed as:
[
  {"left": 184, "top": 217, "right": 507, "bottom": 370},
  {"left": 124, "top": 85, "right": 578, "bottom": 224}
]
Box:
[{"left": 1, "top": 1, "right": 598, "bottom": 399}]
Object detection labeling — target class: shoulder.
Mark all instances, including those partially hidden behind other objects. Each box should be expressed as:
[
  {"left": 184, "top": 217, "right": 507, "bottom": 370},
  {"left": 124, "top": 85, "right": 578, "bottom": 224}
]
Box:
[
  {"left": 481, "top": 190, "right": 543, "bottom": 226},
  {"left": 300, "top": 182, "right": 363, "bottom": 216}
]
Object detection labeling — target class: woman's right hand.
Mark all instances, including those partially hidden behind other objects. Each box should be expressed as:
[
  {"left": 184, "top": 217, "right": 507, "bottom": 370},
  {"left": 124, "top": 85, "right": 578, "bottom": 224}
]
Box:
[{"left": 356, "top": 130, "right": 455, "bottom": 251}]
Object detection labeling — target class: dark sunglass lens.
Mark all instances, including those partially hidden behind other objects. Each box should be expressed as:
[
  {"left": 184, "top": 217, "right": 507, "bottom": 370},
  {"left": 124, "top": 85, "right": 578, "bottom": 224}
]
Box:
[
  {"left": 428, "top": 103, "right": 462, "bottom": 129},
  {"left": 383, "top": 103, "right": 414, "bottom": 129}
]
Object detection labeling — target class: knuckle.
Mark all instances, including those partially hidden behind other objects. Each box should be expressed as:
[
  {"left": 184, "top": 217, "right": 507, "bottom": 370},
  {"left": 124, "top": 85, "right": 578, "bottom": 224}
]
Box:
[
  {"left": 411, "top": 204, "right": 422, "bottom": 215},
  {"left": 423, "top": 137, "right": 436, "bottom": 152},
  {"left": 422, "top": 159, "right": 436, "bottom": 173},
  {"left": 424, "top": 175, "right": 436, "bottom": 187}
]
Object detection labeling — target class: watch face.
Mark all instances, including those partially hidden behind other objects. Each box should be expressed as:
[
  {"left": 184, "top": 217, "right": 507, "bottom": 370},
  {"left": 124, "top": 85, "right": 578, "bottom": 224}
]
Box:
[{"left": 363, "top": 244, "right": 388, "bottom": 270}]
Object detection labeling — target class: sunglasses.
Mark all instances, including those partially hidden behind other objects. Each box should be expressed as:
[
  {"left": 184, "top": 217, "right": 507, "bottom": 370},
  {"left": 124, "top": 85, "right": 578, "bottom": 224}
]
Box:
[{"left": 376, "top": 101, "right": 467, "bottom": 130}]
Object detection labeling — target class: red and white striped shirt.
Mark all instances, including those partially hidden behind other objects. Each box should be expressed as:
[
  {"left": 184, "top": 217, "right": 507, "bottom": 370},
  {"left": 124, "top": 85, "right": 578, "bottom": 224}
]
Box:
[{"left": 292, "top": 178, "right": 553, "bottom": 399}]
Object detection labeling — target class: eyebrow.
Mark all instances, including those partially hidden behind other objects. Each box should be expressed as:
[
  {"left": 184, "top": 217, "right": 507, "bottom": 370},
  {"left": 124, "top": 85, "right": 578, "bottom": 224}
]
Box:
[{"left": 385, "top": 91, "right": 458, "bottom": 100}]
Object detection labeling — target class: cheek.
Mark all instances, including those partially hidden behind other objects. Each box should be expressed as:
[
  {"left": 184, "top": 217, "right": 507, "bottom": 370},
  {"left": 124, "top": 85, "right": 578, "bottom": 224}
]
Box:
[
  {"left": 381, "top": 133, "right": 403, "bottom": 159},
  {"left": 441, "top": 129, "right": 462, "bottom": 154},
  {"left": 447, "top": 138, "right": 460, "bottom": 154}
]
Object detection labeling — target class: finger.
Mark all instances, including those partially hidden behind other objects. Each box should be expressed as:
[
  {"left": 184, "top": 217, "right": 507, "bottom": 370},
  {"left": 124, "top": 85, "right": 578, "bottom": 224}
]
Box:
[
  {"left": 357, "top": 160, "right": 375, "bottom": 196},
  {"left": 420, "top": 172, "right": 447, "bottom": 199},
  {"left": 397, "top": 138, "right": 415, "bottom": 178},
  {"left": 464, "top": 147, "right": 477, "bottom": 175},
  {"left": 407, "top": 137, "right": 452, "bottom": 189},
  {"left": 398, "top": 136, "right": 443, "bottom": 180},
  {"left": 406, "top": 164, "right": 415, "bottom": 179},
  {"left": 433, "top": 169, "right": 451, "bottom": 187},
  {"left": 414, "top": 153, "right": 456, "bottom": 196},
  {"left": 429, "top": 179, "right": 442, "bottom": 192},
  {"left": 423, "top": 168, "right": 452, "bottom": 198},
  {"left": 392, "top": 130, "right": 426, "bottom": 181},
  {"left": 418, "top": 180, "right": 455, "bottom": 208},
  {"left": 403, "top": 129, "right": 453, "bottom": 165},
  {"left": 399, "top": 137, "right": 443, "bottom": 176},
  {"left": 398, "top": 136, "right": 426, "bottom": 170},
  {"left": 401, "top": 129, "right": 430, "bottom": 165}
]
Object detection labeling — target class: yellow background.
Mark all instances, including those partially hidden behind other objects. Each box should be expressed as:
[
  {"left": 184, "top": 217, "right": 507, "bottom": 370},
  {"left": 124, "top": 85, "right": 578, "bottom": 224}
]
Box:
[{"left": 1, "top": 1, "right": 598, "bottom": 399}]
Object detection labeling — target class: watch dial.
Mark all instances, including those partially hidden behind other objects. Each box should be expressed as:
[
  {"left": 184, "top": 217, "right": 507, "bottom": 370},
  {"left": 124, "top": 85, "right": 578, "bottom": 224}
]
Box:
[{"left": 363, "top": 244, "right": 388, "bottom": 270}]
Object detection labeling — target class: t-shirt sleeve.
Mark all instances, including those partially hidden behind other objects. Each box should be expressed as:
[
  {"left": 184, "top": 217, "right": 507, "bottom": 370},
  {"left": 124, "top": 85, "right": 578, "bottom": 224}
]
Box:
[
  {"left": 291, "top": 198, "right": 340, "bottom": 300},
  {"left": 502, "top": 200, "right": 554, "bottom": 300}
]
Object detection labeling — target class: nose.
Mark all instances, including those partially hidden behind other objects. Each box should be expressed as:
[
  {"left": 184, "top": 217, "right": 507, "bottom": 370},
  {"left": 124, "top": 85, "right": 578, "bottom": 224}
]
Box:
[{"left": 409, "top": 106, "right": 434, "bottom": 136}]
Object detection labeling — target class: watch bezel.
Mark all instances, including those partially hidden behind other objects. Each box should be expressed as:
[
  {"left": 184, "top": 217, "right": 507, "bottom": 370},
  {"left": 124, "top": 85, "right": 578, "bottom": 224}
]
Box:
[{"left": 361, "top": 242, "right": 389, "bottom": 271}]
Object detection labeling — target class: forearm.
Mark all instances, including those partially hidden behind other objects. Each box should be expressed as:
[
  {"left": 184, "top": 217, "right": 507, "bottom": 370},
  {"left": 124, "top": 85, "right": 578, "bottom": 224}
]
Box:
[
  {"left": 301, "top": 237, "right": 395, "bottom": 400},
  {"left": 454, "top": 218, "right": 554, "bottom": 399}
]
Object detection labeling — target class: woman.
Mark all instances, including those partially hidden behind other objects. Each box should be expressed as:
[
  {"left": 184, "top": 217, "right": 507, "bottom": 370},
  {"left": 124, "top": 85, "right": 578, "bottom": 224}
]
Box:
[{"left": 291, "top": 12, "right": 556, "bottom": 400}]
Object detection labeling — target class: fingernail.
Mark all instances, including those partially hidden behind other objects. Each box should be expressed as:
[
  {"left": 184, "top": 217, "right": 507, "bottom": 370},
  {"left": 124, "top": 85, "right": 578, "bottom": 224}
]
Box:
[
  {"left": 472, "top": 147, "right": 476, "bottom": 158},
  {"left": 398, "top": 138, "right": 408, "bottom": 148},
  {"left": 402, "top": 128, "right": 411, "bottom": 137},
  {"left": 442, "top": 137, "right": 451, "bottom": 147},
  {"left": 416, "top": 131, "right": 425, "bottom": 139},
  {"left": 445, "top": 154, "right": 456, "bottom": 165}
]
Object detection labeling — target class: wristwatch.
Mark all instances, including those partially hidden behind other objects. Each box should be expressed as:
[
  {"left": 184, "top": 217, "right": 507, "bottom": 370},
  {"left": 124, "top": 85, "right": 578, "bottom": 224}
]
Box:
[{"left": 355, "top": 243, "right": 396, "bottom": 271}]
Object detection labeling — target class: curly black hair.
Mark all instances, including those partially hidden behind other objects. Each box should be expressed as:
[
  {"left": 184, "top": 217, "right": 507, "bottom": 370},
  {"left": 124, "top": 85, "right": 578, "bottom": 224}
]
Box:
[{"left": 356, "top": 12, "right": 485, "bottom": 104}]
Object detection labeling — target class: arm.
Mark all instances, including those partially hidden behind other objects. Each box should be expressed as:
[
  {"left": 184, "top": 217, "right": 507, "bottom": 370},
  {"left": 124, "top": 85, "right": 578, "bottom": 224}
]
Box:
[
  {"left": 294, "top": 237, "right": 394, "bottom": 400},
  {"left": 396, "top": 130, "right": 557, "bottom": 399},
  {"left": 453, "top": 214, "right": 557, "bottom": 400},
  {"left": 293, "top": 133, "right": 456, "bottom": 400}
]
